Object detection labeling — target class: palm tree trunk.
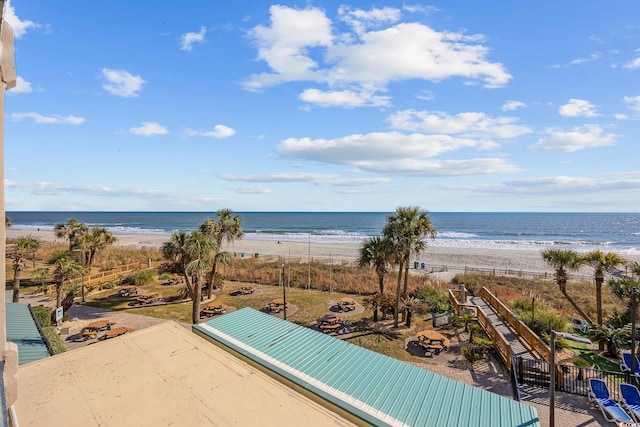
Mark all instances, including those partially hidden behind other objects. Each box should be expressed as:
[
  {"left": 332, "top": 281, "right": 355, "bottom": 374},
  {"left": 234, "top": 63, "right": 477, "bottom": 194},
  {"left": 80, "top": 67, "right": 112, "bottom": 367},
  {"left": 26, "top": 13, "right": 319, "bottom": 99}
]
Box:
[
  {"left": 401, "top": 263, "right": 409, "bottom": 322},
  {"left": 192, "top": 278, "right": 201, "bottom": 324},
  {"left": 207, "top": 260, "right": 218, "bottom": 299},
  {"left": 394, "top": 261, "right": 403, "bottom": 328},
  {"left": 559, "top": 281, "right": 593, "bottom": 324},
  {"left": 12, "top": 270, "right": 21, "bottom": 303},
  {"left": 596, "top": 278, "right": 605, "bottom": 351},
  {"left": 56, "top": 282, "right": 63, "bottom": 308}
]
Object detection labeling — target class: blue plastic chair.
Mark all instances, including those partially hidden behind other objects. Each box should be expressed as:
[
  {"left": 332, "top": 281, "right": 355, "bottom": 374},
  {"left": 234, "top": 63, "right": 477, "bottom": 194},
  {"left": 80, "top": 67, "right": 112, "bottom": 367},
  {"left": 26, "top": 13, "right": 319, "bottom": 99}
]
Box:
[
  {"left": 620, "top": 383, "right": 640, "bottom": 422},
  {"left": 589, "top": 378, "right": 634, "bottom": 423},
  {"left": 621, "top": 353, "right": 640, "bottom": 375}
]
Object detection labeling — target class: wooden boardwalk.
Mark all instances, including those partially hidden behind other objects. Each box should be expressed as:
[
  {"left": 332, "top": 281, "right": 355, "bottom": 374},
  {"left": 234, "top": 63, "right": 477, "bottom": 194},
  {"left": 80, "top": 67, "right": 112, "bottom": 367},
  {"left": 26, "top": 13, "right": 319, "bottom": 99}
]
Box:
[{"left": 468, "top": 295, "right": 536, "bottom": 360}]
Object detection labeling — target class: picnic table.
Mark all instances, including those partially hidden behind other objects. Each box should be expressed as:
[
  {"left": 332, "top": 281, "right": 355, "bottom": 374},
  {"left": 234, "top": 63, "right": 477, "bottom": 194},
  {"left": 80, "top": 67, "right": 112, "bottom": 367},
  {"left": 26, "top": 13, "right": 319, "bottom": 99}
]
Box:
[
  {"left": 98, "top": 327, "right": 135, "bottom": 341},
  {"left": 416, "top": 330, "right": 450, "bottom": 356},
  {"left": 118, "top": 286, "right": 138, "bottom": 297},
  {"left": 318, "top": 314, "right": 344, "bottom": 333},
  {"left": 86, "top": 319, "right": 117, "bottom": 332},
  {"left": 239, "top": 286, "right": 254, "bottom": 295},
  {"left": 133, "top": 293, "right": 161, "bottom": 305},
  {"left": 201, "top": 303, "right": 228, "bottom": 317},
  {"left": 269, "top": 298, "right": 290, "bottom": 313},
  {"left": 337, "top": 297, "right": 357, "bottom": 312}
]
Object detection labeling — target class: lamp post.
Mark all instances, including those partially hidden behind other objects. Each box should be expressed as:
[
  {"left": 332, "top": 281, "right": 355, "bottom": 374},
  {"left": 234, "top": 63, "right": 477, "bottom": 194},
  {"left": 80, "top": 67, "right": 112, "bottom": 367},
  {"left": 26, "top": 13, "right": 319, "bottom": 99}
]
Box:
[
  {"left": 280, "top": 264, "right": 286, "bottom": 321},
  {"left": 550, "top": 330, "right": 556, "bottom": 427},
  {"left": 632, "top": 287, "right": 638, "bottom": 377},
  {"left": 81, "top": 274, "right": 86, "bottom": 304}
]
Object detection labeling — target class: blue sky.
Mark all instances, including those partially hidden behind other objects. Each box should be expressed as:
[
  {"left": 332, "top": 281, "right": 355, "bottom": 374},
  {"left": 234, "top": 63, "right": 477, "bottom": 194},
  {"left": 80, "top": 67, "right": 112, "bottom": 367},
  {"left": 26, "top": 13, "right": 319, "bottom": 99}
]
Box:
[{"left": 4, "top": 1, "right": 640, "bottom": 212}]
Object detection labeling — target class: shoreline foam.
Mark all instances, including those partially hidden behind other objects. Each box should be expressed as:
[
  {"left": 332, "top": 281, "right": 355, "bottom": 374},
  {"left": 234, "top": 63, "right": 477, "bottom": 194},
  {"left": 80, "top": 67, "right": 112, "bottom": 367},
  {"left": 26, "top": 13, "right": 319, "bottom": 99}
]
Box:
[{"left": 8, "top": 228, "right": 640, "bottom": 277}]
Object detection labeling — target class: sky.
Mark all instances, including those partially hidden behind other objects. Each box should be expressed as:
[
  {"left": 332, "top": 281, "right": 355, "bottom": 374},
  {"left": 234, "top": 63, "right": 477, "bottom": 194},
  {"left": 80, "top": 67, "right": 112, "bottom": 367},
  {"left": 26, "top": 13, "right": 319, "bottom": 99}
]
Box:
[{"left": 3, "top": 1, "right": 640, "bottom": 212}]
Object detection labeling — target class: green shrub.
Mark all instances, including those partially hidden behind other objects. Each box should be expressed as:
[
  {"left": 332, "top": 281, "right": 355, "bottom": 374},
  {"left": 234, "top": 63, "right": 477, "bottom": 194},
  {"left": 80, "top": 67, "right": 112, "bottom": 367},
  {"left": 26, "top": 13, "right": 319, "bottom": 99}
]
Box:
[
  {"left": 41, "top": 327, "right": 66, "bottom": 355},
  {"left": 131, "top": 269, "right": 157, "bottom": 287},
  {"left": 511, "top": 297, "right": 567, "bottom": 336},
  {"left": 572, "top": 357, "right": 591, "bottom": 368},
  {"left": 461, "top": 345, "right": 485, "bottom": 363},
  {"left": 32, "top": 305, "right": 51, "bottom": 327}
]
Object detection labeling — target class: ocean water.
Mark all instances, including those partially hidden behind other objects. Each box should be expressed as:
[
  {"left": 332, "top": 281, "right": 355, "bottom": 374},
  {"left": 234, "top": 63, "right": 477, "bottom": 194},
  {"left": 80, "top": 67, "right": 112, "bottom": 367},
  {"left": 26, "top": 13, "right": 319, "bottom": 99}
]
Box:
[{"left": 5, "top": 211, "right": 640, "bottom": 254}]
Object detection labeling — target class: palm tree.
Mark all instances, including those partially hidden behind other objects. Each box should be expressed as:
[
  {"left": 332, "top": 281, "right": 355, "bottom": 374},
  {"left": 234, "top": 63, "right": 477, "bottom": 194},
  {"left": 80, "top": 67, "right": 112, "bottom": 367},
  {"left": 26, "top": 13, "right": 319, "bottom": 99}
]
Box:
[
  {"left": 184, "top": 231, "right": 217, "bottom": 324},
  {"left": 162, "top": 231, "right": 195, "bottom": 299},
  {"left": 358, "top": 236, "right": 393, "bottom": 319},
  {"left": 76, "top": 226, "right": 117, "bottom": 267},
  {"left": 584, "top": 251, "right": 626, "bottom": 350},
  {"left": 590, "top": 325, "right": 629, "bottom": 358},
  {"left": 383, "top": 206, "right": 437, "bottom": 327},
  {"left": 48, "top": 251, "right": 85, "bottom": 309},
  {"left": 54, "top": 219, "right": 88, "bottom": 251},
  {"left": 541, "top": 249, "right": 592, "bottom": 323},
  {"left": 362, "top": 293, "right": 395, "bottom": 321},
  {"left": 199, "top": 210, "right": 243, "bottom": 299},
  {"left": 11, "top": 235, "right": 40, "bottom": 302}
]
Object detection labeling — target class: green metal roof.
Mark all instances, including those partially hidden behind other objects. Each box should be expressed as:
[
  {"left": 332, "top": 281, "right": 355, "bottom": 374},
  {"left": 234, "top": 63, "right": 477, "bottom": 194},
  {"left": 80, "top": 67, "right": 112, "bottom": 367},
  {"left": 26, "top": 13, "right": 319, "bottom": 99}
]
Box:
[
  {"left": 6, "top": 303, "right": 51, "bottom": 365},
  {"left": 194, "top": 307, "right": 540, "bottom": 427}
]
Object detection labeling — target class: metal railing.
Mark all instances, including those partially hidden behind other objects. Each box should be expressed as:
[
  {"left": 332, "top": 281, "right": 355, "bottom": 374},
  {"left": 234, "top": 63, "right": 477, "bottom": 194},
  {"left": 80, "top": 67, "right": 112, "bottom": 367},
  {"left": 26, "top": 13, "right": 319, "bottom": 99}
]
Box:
[{"left": 513, "top": 356, "right": 631, "bottom": 398}]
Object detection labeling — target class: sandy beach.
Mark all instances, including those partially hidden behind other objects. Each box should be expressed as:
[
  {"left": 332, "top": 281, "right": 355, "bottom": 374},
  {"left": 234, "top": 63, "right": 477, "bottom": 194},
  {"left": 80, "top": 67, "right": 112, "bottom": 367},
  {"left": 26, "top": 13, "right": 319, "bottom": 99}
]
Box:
[{"left": 8, "top": 228, "right": 640, "bottom": 277}]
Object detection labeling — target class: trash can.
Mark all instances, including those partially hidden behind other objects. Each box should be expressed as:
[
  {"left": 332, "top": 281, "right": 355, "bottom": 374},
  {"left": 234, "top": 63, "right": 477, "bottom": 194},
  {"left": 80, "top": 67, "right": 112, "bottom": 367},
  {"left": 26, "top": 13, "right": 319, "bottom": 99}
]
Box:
[
  {"left": 241, "top": 252, "right": 245, "bottom": 258},
  {"left": 413, "top": 262, "right": 419, "bottom": 269},
  {"left": 254, "top": 253, "right": 259, "bottom": 258},
  {"left": 421, "top": 263, "right": 426, "bottom": 269}
]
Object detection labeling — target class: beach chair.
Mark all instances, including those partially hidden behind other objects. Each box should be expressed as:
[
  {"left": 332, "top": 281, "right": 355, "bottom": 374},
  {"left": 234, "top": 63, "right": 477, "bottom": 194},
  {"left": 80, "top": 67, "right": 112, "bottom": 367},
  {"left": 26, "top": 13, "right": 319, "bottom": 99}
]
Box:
[
  {"left": 620, "top": 353, "right": 640, "bottom": 375},
  {"left": 620, "top": 383, "right": 640, "bottom": 422},
  {"left": 588, "top": 378, "right": 634, "bottom": 424}
]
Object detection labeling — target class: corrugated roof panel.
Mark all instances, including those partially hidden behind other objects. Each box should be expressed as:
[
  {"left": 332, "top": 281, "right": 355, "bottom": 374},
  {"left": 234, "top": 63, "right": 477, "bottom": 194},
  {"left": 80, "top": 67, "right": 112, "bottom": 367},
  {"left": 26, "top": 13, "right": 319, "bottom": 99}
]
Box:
[
  {"left": 194, "top": 307, "right": 539, "bottom": 427},
  {"left": 6, "top": 303, "right": 50, "bottom": 365}
]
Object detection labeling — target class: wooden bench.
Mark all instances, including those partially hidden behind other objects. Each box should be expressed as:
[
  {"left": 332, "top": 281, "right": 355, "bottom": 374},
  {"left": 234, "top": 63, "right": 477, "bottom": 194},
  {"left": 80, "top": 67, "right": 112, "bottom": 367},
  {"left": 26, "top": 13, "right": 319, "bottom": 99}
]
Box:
[
  {"left": 118, "top": 286, "right": 138, "bottom": 297},
  {"left": 422, "top": 343, "right": 445, "bottom": 356},
  {"left": 82, "top": 330, "right": 98, "bottom": 340},
  {"left": 99, "top": 327, "right": 135, "bottom": 341}
]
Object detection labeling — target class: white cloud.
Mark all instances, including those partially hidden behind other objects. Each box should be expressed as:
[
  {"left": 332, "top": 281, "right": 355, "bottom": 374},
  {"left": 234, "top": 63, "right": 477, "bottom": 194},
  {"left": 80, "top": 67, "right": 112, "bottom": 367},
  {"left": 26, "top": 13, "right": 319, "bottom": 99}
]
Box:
[
  {"left": 245, "top": 5, "right": 511, "bottom": 95},
  {"left": 221, "top": 172, "right": 390, "bottom": 186},
  {"left": 614, "top": 113, "right": 629, "bottom": 120},
  {"left": 337, "top": 6, "right": 401, "bottom": 34},
  {"left": 183, "top": 124, "right": 236, "bottom": 138},
  {"left": 623, "top": 96, "right": 640, "bottom": 113},
  {"left": 496, "top": 175, "right": 640, "bottom": 195},
  {"left": 501, "top": 100, "right": 525, "bottom": 111},
  {"left": 128, "top": 122, "right": 169, "bottom": 136},
  {"left": 101, "top": 68, "right": 146, "bottom": 97},
  {"left": 558, "top": 99, "right": 599, "bottom": 117},
  {"left": 227, "top": 185, "right": 271, "bottom": 194},
  {"left": 3, "top": 0, "right": 40, "bottom": 38},
  {"left": 624, "top": 57, "right": 640, "bottom": 69},
  {"left": 570, "top": 53, "right": 601, "bottom": 65},
  {"left": 277, "top": 132, "right": 497, "bottom": 169},
  {"left": 388, "top": 110, "right": 531, "bottom": 139},
  {"left": 299, "top": 88, "right": 390, "bottom": 107},
  {"left": 530, "top": 125, "right": 617, "bottom": 152},
  {"left": 9, "top": 112, "right": 85, "bottom": 125},
  {"left": 7, "top": 76, "right": 32, "bottom": 94},
  {"left": 354, "top": 158, "right": 521, "bottom": 176},
  {"left": 180, "top": 26, "right": 207, "bottom": 51}
]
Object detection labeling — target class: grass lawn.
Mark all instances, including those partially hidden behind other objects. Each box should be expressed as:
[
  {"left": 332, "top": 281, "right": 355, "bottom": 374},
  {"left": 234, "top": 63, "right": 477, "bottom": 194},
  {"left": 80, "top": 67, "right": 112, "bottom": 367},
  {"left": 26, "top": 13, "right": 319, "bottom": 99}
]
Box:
[
  {"left": 564, "top": 340, "right": 621, "bottom": 372},
  {"left": 84, "top": 280, "right": 372, "bottom": 326}
]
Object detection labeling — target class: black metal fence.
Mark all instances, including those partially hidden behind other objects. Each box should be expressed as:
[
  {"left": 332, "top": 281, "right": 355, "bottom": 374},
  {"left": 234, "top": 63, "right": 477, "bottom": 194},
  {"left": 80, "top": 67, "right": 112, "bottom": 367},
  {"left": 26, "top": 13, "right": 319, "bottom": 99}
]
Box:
[{"left": 513, "top": 356, "right": 633, "bottom": 398}]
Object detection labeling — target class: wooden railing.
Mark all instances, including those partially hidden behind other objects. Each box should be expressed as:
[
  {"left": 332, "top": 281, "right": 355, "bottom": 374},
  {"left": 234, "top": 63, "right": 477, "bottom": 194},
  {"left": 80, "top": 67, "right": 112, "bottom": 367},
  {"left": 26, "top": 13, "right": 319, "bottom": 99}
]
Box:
[
  {"left": 476, "top": 306, "right": 513, "bottom": 369},
  {"left": 448, "top": 288, "right": 477, "bottom": 317},
  {"left": 68, "top": 261, "right": 163, "bottom": 288},
  {"left": 478, "top": 286, "right": 551, "bottom": 362}
]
